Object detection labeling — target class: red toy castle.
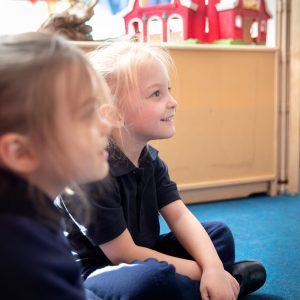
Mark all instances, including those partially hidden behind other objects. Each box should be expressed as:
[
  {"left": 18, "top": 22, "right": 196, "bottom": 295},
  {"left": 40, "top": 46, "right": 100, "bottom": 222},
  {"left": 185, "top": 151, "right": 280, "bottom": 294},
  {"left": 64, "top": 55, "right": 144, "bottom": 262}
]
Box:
[{"left": 121, "top": 0, "right": 271, "bottom": 44}]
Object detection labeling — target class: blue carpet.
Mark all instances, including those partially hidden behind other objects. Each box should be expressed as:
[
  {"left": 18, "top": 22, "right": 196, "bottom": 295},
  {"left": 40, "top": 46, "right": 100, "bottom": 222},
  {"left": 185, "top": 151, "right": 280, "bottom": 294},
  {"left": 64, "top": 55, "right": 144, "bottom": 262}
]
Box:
[{"left": 160, "top": 194, "right": 300, "bottom": 299}]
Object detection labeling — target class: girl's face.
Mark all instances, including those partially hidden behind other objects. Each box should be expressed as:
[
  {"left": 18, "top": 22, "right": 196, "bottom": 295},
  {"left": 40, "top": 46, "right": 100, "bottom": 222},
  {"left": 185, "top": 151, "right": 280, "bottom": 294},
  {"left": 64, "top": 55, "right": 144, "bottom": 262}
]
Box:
[
  {"left": 123, "top": 58, "right": 177, "bottom": 145},
  {"left": 58, "top": 89, "right": 111, "bottom": 184},
  {"left": 38, "top": 71, "right": 111, "bottom": 195}
]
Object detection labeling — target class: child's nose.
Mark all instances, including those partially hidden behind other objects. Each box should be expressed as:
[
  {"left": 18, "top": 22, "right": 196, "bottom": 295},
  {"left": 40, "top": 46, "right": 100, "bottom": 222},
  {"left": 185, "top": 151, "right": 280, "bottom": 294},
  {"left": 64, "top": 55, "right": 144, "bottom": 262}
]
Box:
[{"left": 169, "top": 95, "right": 177, "bottom": 109}]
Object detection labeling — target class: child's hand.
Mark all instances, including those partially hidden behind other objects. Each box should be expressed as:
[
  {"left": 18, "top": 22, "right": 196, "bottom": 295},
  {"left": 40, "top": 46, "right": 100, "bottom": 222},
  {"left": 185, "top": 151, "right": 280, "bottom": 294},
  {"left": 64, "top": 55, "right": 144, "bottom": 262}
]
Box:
[{"left": 200, "top": 267, "right": 240, "bottom": 300}]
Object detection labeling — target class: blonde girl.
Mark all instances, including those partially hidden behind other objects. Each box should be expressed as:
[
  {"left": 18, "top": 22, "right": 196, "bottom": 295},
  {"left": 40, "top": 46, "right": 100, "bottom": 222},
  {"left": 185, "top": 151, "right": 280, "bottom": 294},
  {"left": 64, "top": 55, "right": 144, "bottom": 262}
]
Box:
[
  {"left": 62, "top": 40, "right": 266, "bottom": 300},
  {"left": 0, "top": 32, "right": 111, "bottom": 300}
]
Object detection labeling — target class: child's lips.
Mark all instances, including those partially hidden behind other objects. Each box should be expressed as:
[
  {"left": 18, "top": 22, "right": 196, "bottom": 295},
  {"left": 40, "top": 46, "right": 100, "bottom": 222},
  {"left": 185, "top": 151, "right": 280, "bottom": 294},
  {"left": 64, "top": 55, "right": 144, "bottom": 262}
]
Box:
[{"left": 161, "top": 115, "right": 175, "bottom": 121}]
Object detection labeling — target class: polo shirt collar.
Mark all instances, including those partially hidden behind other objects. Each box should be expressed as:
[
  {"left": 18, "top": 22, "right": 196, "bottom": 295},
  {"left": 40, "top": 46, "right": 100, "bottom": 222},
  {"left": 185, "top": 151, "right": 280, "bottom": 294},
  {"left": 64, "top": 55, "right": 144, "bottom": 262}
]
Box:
[{"left": 108, "top": 143, "right": 158, "bottom": 177}]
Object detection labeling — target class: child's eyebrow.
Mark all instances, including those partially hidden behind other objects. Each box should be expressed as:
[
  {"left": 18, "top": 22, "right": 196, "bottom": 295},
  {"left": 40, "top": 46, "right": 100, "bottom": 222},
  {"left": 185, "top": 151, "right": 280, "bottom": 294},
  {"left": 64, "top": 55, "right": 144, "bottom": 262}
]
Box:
[
  {"left": 145, "top": 81, "right": 171, "bottom": 91},
  {"left": 72, "top": 96, "right": 97, "bottom": 113},
  {"left": 144, "top": 82, "right": 162, "bottom": 90},
  {"left": 85, "top": 96, "right": 100, "bottom": 106}
]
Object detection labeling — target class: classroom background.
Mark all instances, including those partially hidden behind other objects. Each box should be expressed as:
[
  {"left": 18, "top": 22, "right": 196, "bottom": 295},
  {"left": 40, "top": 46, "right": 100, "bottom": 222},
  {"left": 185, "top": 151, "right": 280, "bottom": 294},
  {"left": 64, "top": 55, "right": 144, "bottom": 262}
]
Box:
[{"left": 1, "top": 1, "right": 299, "bottom": 299}]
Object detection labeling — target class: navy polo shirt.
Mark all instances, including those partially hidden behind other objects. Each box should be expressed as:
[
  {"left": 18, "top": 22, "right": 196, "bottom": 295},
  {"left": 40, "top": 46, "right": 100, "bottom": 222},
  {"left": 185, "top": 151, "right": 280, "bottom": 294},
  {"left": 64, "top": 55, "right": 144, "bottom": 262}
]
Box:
[
  {"left": 0, "top": 168, "right": 86, "bottom": 300},
  {"left": 61, "top": 144, "right": 181, "bottom": 278}
]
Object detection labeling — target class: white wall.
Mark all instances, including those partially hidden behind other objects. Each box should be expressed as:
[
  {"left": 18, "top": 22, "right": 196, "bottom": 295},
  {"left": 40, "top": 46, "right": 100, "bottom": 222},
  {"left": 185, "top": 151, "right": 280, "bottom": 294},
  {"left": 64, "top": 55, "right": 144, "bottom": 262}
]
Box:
[
  {"left": 0, "top": 0, "right": 277, "bottom": 46},
  {"left": 265, "top": 0, "right": 277, "bottom": 47}
]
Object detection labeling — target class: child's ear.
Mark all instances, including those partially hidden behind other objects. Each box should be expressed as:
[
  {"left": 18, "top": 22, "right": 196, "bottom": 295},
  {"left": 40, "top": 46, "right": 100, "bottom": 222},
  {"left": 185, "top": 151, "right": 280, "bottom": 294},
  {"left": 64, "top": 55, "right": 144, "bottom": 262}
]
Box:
[
  {"left": 0, "top": 133, "right": 40, "bottom": 174},
  {"left": 99, "top": 104, "right": 124, "bottom": 128},
  {"left": 113, "top": 112, "right": 125, "bottom": 128}
]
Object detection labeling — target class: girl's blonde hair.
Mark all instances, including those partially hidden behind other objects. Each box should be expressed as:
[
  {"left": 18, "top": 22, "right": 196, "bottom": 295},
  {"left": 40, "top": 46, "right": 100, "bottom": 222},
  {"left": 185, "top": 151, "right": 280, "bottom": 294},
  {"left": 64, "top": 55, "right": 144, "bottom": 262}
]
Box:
[
  {"left": 0, "top": 32, "right": 111, "bottom": 216},
  {"left": 88, "top": 39, "right": 175, "bottom": 115}
]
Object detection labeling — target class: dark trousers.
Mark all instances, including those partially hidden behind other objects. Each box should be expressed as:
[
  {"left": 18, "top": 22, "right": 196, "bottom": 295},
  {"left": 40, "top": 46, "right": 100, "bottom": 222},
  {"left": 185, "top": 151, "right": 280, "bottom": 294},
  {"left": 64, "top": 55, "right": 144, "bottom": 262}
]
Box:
[
  {"left": 84, "top": 221, "right": 235, "bottom": 300},
  {"left": 155, "top": 221, "right": 235, "bottom": 273},
  {"left": 85, "top": 258, "right": 199, "bottom": 300}
]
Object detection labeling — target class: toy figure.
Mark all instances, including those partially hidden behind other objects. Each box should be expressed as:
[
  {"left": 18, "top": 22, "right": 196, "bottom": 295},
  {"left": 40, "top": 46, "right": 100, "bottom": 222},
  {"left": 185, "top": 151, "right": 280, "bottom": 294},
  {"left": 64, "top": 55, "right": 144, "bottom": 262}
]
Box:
[{"left": 38, "top": 0, "right": 98, "bottom": 41}]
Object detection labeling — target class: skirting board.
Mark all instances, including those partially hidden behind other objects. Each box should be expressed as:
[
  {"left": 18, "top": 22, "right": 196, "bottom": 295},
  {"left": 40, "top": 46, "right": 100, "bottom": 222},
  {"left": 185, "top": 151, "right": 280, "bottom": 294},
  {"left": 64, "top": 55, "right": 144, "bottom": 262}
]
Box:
[{"left": 179, "top": 181, "right": 275, "bottom": 204}]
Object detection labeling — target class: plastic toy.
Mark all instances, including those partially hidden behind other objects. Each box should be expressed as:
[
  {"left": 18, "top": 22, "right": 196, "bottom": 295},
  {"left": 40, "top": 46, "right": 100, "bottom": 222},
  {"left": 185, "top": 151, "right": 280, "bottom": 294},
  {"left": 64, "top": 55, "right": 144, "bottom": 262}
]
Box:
[{"left": 121, "top": 0, "right": 271, "bottom": 44}]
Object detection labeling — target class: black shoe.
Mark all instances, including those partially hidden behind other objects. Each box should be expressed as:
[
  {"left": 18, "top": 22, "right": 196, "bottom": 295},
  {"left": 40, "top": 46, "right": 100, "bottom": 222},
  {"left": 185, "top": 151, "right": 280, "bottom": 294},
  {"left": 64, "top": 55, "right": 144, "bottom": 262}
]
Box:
[{"left": 232, "top": 260, "right": 266, "bottom": 298}]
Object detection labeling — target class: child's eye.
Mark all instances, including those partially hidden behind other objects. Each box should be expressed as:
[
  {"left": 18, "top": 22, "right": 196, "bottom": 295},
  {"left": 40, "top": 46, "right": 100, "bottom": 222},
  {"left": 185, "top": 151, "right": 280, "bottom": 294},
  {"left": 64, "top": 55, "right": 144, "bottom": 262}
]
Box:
[
  {"left": 168, "top": 87, "right": 172, "bottom": 92},
  {"left": 151, "top": 90, "right": 160, "bottom": 97},
  {"left": 81, "top": 103, "right": 99, "bottom": 120},
  {"left": 83, "top": 108, "right": 95, "bottom": 119}
]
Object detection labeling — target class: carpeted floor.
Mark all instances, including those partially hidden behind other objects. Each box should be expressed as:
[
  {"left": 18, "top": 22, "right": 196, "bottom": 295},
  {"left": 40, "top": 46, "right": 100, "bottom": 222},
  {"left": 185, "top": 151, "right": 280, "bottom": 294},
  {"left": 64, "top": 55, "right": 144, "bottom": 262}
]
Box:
[{"left": 160, "top": 193, "right": 300, "bottom": 299}]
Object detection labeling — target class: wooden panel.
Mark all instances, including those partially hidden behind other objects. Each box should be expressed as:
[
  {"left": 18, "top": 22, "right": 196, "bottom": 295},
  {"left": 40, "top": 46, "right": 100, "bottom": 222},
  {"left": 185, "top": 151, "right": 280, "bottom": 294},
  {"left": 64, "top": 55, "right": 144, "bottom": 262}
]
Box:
[
  {"left": 151, "top": 45, "right": 277, "bottom": 202},
  {"left": 287, "top": 0, "right": 300, "bottom": 195}
]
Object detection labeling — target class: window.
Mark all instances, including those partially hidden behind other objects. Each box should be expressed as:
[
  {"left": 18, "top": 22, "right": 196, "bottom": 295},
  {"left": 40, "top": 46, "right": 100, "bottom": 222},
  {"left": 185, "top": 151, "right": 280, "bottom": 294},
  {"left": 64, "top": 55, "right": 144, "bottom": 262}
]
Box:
[
  {"left": 167, "top": 15, "right": 183, "bottom": 42},
  {"left": 260, "top": 20, "right": 267, "bottom": 32},
  {"left": 147, "top": 17, "right": 163, "bottom": 43},
  {"left": 235, "top": 15, "right": 242, "bottom": 28},
  {"left": 205, "top": 16, "right": 209, "bottom": 33},
  {"left": 250, "top": 21, "right": 259, "bottom": 39}
]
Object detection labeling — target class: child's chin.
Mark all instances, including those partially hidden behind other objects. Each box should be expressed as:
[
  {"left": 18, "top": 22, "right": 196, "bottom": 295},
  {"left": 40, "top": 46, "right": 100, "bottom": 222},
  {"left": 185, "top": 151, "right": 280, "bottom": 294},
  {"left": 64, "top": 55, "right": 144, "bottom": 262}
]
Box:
[
  {"left": 155, "top": 132, "right": 175, "bottom": 140},
  {"left": 164, "top": 130, "right": 176, "bottom": 139},
  {"left": 96, "top": 165, "right": 109, "bottom": 181},
  {"left": 82, "top": 165, "right": 109, "bottom": 184}
]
